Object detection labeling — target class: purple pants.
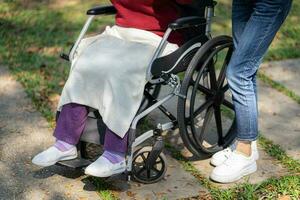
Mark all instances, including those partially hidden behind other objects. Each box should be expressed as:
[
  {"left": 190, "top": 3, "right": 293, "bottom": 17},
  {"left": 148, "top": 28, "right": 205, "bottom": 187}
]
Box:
[{"left": 54, "top": 103, "right": 128, "bottom": 153}]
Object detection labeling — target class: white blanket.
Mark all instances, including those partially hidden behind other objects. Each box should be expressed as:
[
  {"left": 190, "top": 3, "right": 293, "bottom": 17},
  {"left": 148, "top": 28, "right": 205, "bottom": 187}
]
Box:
[{"left": 58, "top": 26, "right": 178, "bottom": 138}]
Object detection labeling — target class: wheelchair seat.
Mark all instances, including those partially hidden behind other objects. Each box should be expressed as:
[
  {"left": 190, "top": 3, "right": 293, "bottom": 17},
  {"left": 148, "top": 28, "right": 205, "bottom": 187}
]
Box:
[{"left": 151, "top": 35, "right": 208, "bottom": 76}]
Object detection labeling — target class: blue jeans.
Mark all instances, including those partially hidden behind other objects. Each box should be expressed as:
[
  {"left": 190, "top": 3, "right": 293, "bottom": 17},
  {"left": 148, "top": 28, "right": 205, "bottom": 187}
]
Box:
[{"left": 227, "top": 0, "right": 292, "bottom": 141}]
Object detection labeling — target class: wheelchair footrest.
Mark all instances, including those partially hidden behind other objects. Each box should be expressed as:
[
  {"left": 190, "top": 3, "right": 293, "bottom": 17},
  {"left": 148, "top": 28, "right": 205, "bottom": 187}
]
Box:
[{"left": 56, "top": 158, "right": 92, "bottom": 169}]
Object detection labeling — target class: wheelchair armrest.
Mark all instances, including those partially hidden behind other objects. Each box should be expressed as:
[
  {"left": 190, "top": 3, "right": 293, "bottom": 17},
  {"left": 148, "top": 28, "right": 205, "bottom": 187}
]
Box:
[
  {"left": 87, "top": 5, "right": 117, "bottom": 15},
  {"left": 168, "top": 16, "right": 206, "bottom": 30},
  {"left": 60, "top": 53, "right": 70, "bottom": 61}
]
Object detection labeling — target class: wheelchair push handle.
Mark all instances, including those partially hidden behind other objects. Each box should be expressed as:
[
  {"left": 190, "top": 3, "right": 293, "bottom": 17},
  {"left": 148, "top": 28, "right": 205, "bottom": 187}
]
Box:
[
  {"left": 59, "top": 5, "right": 116, "bottom": 62},
  {"left": 86, "top": 5, "right": 117, "bottom": 15}
]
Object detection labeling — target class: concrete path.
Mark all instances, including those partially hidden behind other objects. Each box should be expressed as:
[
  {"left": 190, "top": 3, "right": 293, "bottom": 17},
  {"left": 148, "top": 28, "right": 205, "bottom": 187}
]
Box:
[
  {"left": 148, "top": 58, "right": 300, "bottom": 187},
  {"left": 260, "top": 59, "right": 300, "bottom": 97},
  {"left": 258, "top": 80, "right": 300, "bottom": 160},
  {"left": 0, "top": 65, "right": 209, "bottom": 199},
  {"left": 168, "top": 130, "right": 289, "bottom": 189},
  {"left": 0, "top": 66, "right": 100, "bottom": 200},
  {"left": 1, "top": 58, "right": 299, "bottom": 199},
  {"left": 109, "top": 154, "right": 209, "bottom": 199},
  {"left": 148, "top": 95, "right": 289, "bottom": 189}
]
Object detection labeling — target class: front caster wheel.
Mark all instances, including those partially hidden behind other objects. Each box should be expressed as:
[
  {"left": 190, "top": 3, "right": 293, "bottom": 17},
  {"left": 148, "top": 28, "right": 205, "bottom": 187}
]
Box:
[{"left": 132, "top": 146, "right": 167, "bottom": 184}]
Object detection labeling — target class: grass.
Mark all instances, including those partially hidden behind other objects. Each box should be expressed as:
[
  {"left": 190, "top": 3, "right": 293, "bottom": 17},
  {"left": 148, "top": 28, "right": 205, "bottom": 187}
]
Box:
[
  {"left": 213, "top": 0, "right": 300, "bottom": 61},
  {"left": 1, "top": 0, "right": 300, "bottom": 199},
  {"left": 258, "top": 135, "right": 300, "bottom": 174},
  {"left": 258, "top": 72, "right": 300, "bottom": 105},
  {"left": 89, "top": 177, "right": 119, "bottom": 200},
  {"left": 0, "top": 0, "right": 113, "bottom": 126}
]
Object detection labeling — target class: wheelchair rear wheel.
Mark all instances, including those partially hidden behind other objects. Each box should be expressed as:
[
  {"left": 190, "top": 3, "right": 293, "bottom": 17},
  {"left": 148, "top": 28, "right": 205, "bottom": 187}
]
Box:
[{"left": 178, "top": 36, "right": 236, "bottom": 157}]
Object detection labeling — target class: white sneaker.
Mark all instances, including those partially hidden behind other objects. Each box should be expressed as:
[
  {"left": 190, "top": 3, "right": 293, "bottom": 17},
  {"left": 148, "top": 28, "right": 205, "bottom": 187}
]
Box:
[
  {"left": 84, "top": 156, "right": 126, "bottom": 177},
  {"left": 32, "top": 146, "right": 77, "bottom": 167},
  {"left": 210, "top": 141, "right": 259, "bottom": 167},
  {"left": 210, "top": 150, "right": 257, "bottom": 183}
]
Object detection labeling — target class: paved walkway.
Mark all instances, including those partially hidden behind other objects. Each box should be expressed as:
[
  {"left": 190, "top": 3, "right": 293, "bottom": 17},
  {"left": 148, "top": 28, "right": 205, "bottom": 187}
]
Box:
[
  {"left": 0, "top": 66, "right": 100, "bottom": 200},
  {"left": 148, "top": 58, "right": 300, "bottom": 187},
  {"left": 258, "top": 80, "right": 300, "bottom": 160},
  {"left": 260, "top": 59, "right": 300, "bottom": 97},
  {"left": 0, "top": 65, "right": 209, "bottom": 199},
  {"left": 0, "top": 58, "right": 299, "bottom": 199},
  {"left": 259, "top": 60, "right": 300, "bottom": 160}
]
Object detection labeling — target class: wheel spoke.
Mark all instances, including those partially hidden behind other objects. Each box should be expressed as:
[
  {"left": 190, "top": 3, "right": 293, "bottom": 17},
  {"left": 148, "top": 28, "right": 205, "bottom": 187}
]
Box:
[
  {"left": 155, "top": 160, "right": 162, "bottom": 165},
  {"left": 197, "top": 84, "right": 214, "bottom": 96},
  {"left": 221, "top": 84, "right": 229, "bottom": 93},
  {"left": 197, "top": 106, "right": 214, "bottom": 143},
  {"left": 193, "top": 99, "right": 214, "bottom": 117},
  {"left": 134, "top": 163, "right": 144, "bottom": 168},
  {"left": 137, "top": 166, "right": 146, "bottom": 176},
  {"left": 208, "top": 62, "right": 218, "bottom": 90},
  {"left": 190, "top": 80, "right": 214, "bottom": 96},
  {"left": 141, "top": 154, "right": 147, "bottom": 162},
  {"left": 222, "top": 99, "right": 234, "bottom": 110},
  {"left": 147, "top": 169, "right": 151, "bottom": 178},
  {"left": 217, "top": 47, "right": 233, "bottom": 89},
  {"left": 214, "top": 105, "right": 224, "bottom": 145},
  {"left": 185, "top": 117, "right": 192, "bottom": 125},
  {"left": 152, "top": 166, "right": 161, "bottom": 174}
]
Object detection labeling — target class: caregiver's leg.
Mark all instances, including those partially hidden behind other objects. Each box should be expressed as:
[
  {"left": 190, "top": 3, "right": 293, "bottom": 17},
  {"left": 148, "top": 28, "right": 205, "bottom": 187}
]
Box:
[
  {"left": 227, "top": 0, "right": 292, "bottom": 143},
  {"left": 210, "top": 0, "right": 255, "bottom": 167},
  {"left": 230, "top": 0, "right": 256, "bottom": 156},
  {"left": 210, "top": 0, "right": 292, "bottom": 183}
]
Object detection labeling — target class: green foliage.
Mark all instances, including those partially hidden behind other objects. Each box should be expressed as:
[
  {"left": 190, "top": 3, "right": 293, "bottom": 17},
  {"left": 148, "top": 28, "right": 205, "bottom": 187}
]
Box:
[
  {"left": 258, "top": 135, "right": 300, "bottom": 173},
  {"left": 0, "top": 0, "right": 113, "bottom": 125},
  {"left": 89, "top": 177, "right": 119, "bottom": 200},
  {"left": 213, "top": 0, "right": 300, "bottom": 61}
]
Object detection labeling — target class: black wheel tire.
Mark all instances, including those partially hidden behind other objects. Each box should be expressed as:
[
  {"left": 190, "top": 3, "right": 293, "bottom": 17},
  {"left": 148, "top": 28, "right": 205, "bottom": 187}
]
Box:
[
  {"left": 132, "top": 146, "right": 167, "bottom": 184},
  {"left": 178, "top": 35, "right": 237, "bottom": 157}
]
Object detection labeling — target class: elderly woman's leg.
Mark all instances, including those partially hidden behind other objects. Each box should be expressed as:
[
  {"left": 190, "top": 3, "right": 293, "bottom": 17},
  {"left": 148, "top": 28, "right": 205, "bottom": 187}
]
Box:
[
  {"left": 54, "top": 103, "right": 89, "bottom": 147},
  {"left": 103, "top": 128, "right": 128, "bottom": 163},
  {"left": 84, "top": 129, "right": 128, "bottom": 177},
  {"left": 32, "top": 102, "right": 129, "bottom": 173},
  {"left": 32, "top": 103, "right": 88, "bottom": 166}
]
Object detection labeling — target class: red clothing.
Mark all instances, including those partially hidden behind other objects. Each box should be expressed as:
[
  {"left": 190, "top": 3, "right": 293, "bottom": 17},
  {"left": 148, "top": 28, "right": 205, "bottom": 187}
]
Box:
[{"left": 111, "top": 0, "right": 193, "bottom": 44}]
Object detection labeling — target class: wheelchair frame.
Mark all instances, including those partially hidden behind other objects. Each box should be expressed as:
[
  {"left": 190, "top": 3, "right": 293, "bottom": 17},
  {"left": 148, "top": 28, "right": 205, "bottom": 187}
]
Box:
[{"left": 58, "top": 0, "right": 236, "bottom": 183}]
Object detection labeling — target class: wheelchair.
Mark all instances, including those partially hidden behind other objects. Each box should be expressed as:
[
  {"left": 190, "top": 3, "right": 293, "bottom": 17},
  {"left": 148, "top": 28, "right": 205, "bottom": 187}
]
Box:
[{"left": 57, "top": 0, "right": 236, "bottom": 184}]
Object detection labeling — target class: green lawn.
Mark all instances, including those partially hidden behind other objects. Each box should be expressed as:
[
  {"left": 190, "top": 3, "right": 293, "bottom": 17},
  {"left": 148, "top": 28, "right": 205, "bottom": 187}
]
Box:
[
  {"left": 1, "top": 1, "right": 299, "bottom": 199},
  {"left": 0, "top": 0, "right": 299, "bottom": 123},
  {"left": 214, "top": 0, "right": 300, "bottom": 61}
]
